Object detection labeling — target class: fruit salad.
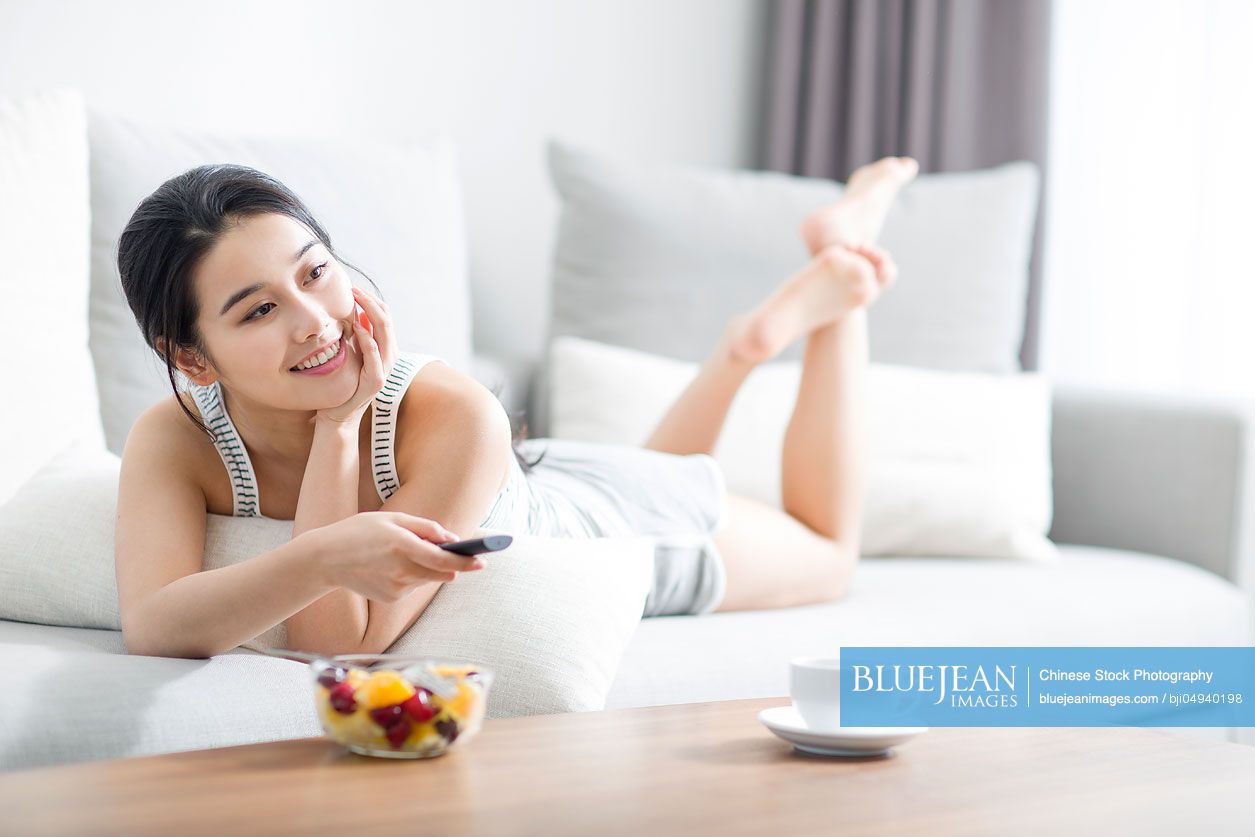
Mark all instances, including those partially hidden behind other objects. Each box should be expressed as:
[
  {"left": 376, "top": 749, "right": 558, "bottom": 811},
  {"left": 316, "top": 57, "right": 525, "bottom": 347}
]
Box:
[{"left": 311, "top": 658, "right": 491, "bottom": 758}]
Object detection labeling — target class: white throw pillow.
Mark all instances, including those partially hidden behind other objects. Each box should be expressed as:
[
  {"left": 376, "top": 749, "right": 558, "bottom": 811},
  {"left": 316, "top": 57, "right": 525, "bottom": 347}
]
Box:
[
  {"left": 88, "top": 110, "right": 474, "bottom": 455},
  {"left": 549, "top": 336, "right": 1058, "bottom": 562},
  {"left": 0, "top": 88, "right": 105, "bottom": 505},
  {"left": 0, "top": 446, "right": 654, "bottom": 715}
]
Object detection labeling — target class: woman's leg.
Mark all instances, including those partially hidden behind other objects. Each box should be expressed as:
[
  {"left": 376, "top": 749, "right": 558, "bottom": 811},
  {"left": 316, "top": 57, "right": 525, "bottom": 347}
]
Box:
[
  {"left": 713, "top": 494, "right": 857, "bottom": 612},
  {"left": 641, "top": 248, "right": 887, "bottom": 457},
  {"left": 642, "top": 155, "right": 918, "bottom": 457},
  {"left": 711, "top": 312, "right": 870, "bottom": 612},
  {"left": 644, "top": 156, "right": 918, "bottom": 611},
  {"left": 800, "top": 156, "right": 920, "bottom": 252}
]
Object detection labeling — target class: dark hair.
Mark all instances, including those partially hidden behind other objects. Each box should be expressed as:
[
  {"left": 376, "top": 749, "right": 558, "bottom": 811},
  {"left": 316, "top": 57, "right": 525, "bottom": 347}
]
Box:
[{"left": 116, "top": 163, "right": 542, "bottom": 475}]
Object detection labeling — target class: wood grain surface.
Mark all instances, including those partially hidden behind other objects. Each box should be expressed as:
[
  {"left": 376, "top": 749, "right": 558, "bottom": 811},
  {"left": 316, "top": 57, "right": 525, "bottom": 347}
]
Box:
[{"left": 2, "top": 697, "right": 1253, "bottom": 836}]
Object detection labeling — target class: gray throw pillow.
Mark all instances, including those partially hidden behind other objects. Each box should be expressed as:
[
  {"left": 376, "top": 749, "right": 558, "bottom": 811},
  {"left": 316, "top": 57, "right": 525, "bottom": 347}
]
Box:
[{"left": 542, "top": 141, "right": 1039, "bottom": 422}]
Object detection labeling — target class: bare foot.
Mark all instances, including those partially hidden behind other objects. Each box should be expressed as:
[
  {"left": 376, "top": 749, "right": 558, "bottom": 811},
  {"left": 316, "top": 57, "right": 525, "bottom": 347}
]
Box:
[
  {"left": 800, "top": 156, "right": 919, "bottom": 255},
  {"left": 727, "top": 243, "right": 898, "bottom": 364}
]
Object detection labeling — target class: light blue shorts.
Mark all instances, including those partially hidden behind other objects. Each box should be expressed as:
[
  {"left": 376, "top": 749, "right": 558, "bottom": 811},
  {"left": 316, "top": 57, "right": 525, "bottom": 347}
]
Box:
[{"left": 513, "top": 438, "right": 730, "bottom": 617}]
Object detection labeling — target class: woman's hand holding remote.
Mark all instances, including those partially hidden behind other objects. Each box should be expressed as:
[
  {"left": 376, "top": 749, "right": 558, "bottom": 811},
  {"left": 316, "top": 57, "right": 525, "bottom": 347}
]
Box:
[
  {"left": 301, "top": 512, "right": 486, "bottom": 602},
  {"left": 314, "top": 287, "right": 397, "bottom": 425}
]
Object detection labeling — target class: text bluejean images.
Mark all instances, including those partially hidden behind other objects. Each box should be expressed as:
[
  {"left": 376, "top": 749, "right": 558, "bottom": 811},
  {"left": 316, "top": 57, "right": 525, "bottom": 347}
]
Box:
[{"left": 838, "top": 648, "right": 1255, "bottom": 727}]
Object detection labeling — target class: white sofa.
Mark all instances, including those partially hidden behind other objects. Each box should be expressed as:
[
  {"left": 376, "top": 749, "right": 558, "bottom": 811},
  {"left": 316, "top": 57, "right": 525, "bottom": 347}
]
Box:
[
  {"left": 2, "top": 371, "right": 1251, "bottom": 771},
  {"left": 1, "top": 96, "right": 1252, "bottom": 771}
]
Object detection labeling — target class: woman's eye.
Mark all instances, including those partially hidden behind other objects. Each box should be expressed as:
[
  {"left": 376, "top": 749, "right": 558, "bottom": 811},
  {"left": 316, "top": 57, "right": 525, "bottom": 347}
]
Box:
[
  {"left": 243, "top": 263, "right": 329, "bottom": 322},
  {"left": 244, "top": 302, "right": 274, "bottom": 322}
]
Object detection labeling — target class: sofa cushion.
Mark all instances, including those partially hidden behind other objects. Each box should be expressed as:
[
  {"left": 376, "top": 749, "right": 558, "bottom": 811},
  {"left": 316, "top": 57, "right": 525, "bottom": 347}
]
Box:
[
  {"left": 0, "top": 446, "right": 654, "bottom": 726},
  {"left": 545, "top": 139, "right": 1039, "bottom": 375},
  {"left": 0, "top": 88, "right": 105, "bottom": 506},
  {"left": 88, "top": 110, "right": 473, "bottom": 454},
  {"left": 2, "top": 544, "right": 1245, "bottom": 770},
  {"left": 604, "top": 546, "right": 1250, "bottom": 710},
  {"left": 0, "top": 622, "right": 317, "bottom": 771},
  {"left": 549, "top": 336, "right": 1056, "bottom": 562}
]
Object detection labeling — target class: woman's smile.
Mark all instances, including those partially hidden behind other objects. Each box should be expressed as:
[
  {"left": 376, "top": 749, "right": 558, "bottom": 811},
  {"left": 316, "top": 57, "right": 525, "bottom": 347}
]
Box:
[{"left": 289, "top": 335, "right": 349, "bottom": 376}]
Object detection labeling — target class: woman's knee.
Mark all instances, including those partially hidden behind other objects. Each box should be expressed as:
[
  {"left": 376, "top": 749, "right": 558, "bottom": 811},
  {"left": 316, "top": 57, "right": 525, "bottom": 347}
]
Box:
[
  {"left": 813, "top": 539, "right": 855, "bottom": 602},
  {"left": 713, "top": 495, "right": 855, "bottom": 610}
]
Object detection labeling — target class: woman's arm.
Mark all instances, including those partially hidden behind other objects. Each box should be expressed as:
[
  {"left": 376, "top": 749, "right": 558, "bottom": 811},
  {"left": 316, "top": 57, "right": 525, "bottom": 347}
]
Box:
[
  {"left": 283, "top": 417, "right": 371, "bottom": 654},
  {"left": 293, "top": 418, "right": 362, "bottom": 534},
  {"left": 125, "top": 532, "right": 340, "bottom": 658},
  {"left": 116, "top": 404, "right": 342, "bottom": 658},
  {"left": 357, "top": 368, "right": 514, "bottom": 653}
]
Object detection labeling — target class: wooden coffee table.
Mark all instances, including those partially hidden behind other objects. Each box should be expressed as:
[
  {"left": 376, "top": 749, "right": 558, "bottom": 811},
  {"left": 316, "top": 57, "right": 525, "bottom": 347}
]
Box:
[{"left": 2, "top": 697, "right": 1254, "bottom": 835}]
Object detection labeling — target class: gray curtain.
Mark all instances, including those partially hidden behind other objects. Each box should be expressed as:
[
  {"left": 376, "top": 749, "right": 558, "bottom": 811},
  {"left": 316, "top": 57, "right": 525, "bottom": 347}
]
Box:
[{"left": 762, "top": 0, "right": 1053, "bottom": 369}]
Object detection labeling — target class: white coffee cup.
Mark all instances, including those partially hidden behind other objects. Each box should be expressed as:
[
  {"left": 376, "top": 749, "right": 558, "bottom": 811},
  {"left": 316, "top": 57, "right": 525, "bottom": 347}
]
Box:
[{"left": 790, "top": 656, "right": 841, "bottom": 731}]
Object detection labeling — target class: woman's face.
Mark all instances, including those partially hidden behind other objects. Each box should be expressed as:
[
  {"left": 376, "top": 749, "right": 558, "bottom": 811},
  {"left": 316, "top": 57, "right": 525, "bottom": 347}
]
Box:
[{"left": 190, "top": 212, "right": 361, "bottom": 410}]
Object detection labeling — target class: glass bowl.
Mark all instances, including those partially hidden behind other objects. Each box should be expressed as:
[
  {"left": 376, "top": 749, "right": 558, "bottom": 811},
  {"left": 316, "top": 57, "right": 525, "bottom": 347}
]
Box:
[{"left": 309, "top": 654, "right": 493, "bottom": 759}]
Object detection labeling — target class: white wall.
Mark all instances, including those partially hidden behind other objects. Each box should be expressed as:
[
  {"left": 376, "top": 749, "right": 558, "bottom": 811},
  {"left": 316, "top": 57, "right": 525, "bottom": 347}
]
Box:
[{"left": 0, "top": 0, "right": 768, "bottom": 366}]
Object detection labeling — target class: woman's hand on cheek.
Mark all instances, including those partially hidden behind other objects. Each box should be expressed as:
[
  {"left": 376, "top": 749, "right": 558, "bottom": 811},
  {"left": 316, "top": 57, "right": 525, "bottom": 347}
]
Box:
[
  {"left": 312, "top": 288, "right": 397, "bottom": 426},
  {"left": 350, "top": 287, "right": 397, "bottom": 375}
]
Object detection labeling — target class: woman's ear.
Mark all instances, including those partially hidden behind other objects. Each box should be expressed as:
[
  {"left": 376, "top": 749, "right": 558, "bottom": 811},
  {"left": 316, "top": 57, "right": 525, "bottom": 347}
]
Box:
[{"left": 158, "top": 337, "right": 217, "bottom": 386}]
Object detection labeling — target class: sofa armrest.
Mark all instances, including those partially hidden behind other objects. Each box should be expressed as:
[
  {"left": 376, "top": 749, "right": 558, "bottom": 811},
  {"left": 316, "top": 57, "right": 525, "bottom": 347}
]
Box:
[{"left": 1050, "top": 385, "right": 1255, "bottom": 588}]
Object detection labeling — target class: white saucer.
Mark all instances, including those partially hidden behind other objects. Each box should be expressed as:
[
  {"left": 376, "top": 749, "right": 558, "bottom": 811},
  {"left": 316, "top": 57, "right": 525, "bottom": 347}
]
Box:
[{"left": 758, "top": 705, "right": 928, "bottom": 757}]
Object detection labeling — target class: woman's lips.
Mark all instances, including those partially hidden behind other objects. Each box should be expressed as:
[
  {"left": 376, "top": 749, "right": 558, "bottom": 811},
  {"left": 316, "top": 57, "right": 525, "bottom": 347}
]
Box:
[{"left": 290, "top": 339, "right": 347, "bottom": 375}]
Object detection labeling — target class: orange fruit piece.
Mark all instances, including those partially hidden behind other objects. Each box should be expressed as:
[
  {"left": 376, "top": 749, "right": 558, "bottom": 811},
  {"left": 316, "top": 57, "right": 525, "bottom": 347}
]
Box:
[
  {"left": 441, "top": 681, "right": 480, "bottom": 720},
  {"left": 358, "top": 670, "right": 416, "bottom": 709},
  {"left": 430, "top": 663, "right": 476, "bottom": 678}
]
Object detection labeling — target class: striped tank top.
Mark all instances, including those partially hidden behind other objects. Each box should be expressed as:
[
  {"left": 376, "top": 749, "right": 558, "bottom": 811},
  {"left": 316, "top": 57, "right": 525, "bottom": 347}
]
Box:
[{"left": 189, "top": 350, "right": 527, "bottom": 529}]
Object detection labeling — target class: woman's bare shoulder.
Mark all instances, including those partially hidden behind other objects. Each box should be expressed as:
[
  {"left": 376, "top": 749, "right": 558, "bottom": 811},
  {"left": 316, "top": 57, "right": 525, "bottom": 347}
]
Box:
[
  {"left": 142, "top": 392, "right": 214, "bottom": 449},
  {"left": 124, "top": 393, "right": 233, "bottom": 513},
  {"left": 401, "top": 359, "right": 506, "bottom": 430},
  {"left": 394, "top": 359, "right": 512, "bottom": 469}
]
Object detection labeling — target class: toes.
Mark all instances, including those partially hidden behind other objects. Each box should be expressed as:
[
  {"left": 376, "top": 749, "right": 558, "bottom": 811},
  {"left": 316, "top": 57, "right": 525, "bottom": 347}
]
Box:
[
  {"left": 846, "top": 262, "right": 879, "bottom": 308},
  {"left": 879, "top": 256, "right": 899, "bottom": 287},
  {"left": 816, "top": 245, "right": 878, "bottom": 306},
  {"left": 851, "top": 155, "right": 918, "bottom": 190},
  {"left": 848, "top": 242, "right": 886, "bottom": 267},
  {"left": 815, "top": 243, "right": 857, "bottom": 273},
  {"left": 872, "top": 157, "right": 899, "bottom": 177},
  {"left": 846, "top": 243, "right": 898, "bottom": 288},
  {"left": 869, "top": 249, "right": 898, "bottom": 286}
]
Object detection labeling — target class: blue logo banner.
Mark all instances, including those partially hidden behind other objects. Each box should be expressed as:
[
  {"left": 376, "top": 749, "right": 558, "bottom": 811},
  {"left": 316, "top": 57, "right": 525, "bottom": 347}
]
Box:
[{"left": 838, "top": 647, "right": 1255, "bottom": 727}]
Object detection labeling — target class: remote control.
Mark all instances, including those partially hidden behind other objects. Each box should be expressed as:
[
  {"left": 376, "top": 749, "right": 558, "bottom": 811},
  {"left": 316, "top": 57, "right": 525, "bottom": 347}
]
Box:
[{"left": 439, "top": 534, "right": 514, "bottom": 556}]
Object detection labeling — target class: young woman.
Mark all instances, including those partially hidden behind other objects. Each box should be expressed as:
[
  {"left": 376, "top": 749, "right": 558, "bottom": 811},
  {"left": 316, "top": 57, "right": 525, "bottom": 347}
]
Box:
[{"left": 114, "top": 157, "right": 917, "bottom": 659}]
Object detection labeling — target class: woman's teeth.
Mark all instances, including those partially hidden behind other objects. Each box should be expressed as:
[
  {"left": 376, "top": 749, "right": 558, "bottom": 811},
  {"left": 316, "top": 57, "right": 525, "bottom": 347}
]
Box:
[{"left": 292, "top": 340, "right": 341, "bottom": 371}]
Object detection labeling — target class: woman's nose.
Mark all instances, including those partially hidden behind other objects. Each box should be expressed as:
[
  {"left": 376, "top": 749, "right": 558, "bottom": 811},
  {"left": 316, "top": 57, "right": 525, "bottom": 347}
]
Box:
[{"left": 291, "top": 297, "right": 334, "bottom": 341}]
